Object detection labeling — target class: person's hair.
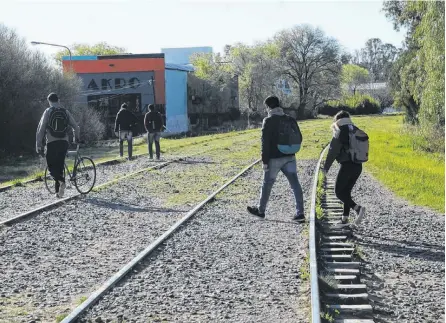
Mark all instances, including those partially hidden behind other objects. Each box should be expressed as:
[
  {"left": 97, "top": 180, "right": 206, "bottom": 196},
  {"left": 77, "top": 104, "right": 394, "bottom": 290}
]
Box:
[
  {"left": 121, "top": 103, "right": 128, "bottom": 109},
  {"left": 264, "top": 95, "right": 280, "bottom": 109},
  {"left": 334, "top": 110, "right": 350, "bottom": 121},
  {"left": 148, "top": 104, "right": 155, "bottom": 111},
  {"left": 47, "top": 92, "right": 59, "bottom": 103}
]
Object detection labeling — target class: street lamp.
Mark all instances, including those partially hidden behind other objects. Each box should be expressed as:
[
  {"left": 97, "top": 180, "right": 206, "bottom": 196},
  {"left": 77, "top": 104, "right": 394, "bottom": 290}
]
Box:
[{"left": 31, "top": 41, "right": 73, "bottom": 71}]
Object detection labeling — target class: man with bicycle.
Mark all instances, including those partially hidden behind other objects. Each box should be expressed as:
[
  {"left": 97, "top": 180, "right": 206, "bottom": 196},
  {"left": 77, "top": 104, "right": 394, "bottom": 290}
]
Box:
[{"left": 36, "top": 93, "right": 80, "bottom": 198}]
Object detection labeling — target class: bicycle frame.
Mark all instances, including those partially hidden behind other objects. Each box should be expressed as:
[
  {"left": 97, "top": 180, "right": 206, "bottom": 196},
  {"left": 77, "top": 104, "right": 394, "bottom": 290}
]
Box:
[{"left": 64, "top": 144, "right": 80, "bottom": 182}]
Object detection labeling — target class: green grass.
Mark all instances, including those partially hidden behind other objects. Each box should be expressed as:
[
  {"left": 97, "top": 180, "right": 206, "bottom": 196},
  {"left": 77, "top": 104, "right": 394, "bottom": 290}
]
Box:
[
  {"left": 298, "top": 115, "right": 444, "bottom": 213},
  {"left": 76, "top": 296, "right": 88, "bottom": 305},
  {"left": 139, "top": 133, "right": 260, "bottom": 207},
  {"left": 0, "top": 129, "right": 259, "bottom": 187},
  {"left": 55, "top": 313, "right": 68, "bottom": 322},
  {"left": 299, "top": 251, "right": 310, "bottom": 281},
  {"left": 1, "top": 115, "right": 443, "bottom": 212},
  {"left": 316, "top": 171, "right": 325, "bottom": 219},
  {"left": 353, "top": 115, "right": 444, "bottom": 212}
]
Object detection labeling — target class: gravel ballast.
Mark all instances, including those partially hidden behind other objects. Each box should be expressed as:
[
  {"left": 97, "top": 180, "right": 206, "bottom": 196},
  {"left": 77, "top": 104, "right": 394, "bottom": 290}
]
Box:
[
  {"left": 326, "top": 165, "right": 444, "bottom": 323},
  {"left": 79, "top": 160, "right": 315, "bottom": 323},
  {"left": 0, "top": 155, "right": 160, "bottom": 222},
  {"left": 1, "top": 156, "right": 240, "bottom": 322},
  {"left": 0, "top": 134, "right": 254, "bottom": 223}
]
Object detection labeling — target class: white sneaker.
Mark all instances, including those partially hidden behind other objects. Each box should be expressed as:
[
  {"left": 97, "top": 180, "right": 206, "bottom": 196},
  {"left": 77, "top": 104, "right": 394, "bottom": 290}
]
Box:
[
  {"left": 354, "top": 206, "right": 365, "bottom": 226},
  {"left": 58, "top": 182, "right": 66, "bottom": 198}
]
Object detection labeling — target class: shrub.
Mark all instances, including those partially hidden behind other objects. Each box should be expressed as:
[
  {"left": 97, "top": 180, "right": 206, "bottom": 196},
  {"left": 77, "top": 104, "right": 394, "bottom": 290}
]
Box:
[
  {"left": 68, "top": 105, "right": 106, "bottom": 144},
  {"left": 405, "top": 124, "right": 445, "bottom": 154},
  {"left": 0, "top": 24, "right": 81, "bottom": 156},
  {"left": 320, "top": 94, "right": 381, "bottom": 116}
]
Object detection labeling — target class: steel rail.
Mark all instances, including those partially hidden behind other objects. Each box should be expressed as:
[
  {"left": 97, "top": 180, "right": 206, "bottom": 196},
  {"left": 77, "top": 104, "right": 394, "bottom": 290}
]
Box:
[
  {"left": 310, "top": 145, "right": 329, "bottom": 322},
  {"left": 0, "top": 136, "right": 259, "bottom": 226},
  {"left": 61, "top": 159, "right": 260, "bottom": 323},
  {"left": 0, "top": 131, "right": 251, "bottom": 192}
]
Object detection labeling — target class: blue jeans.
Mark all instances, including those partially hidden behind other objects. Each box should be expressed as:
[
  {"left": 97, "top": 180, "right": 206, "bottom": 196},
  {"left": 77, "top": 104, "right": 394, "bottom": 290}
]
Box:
[{"left": 258, "top": 156, "right": 304, "bottom": 216}]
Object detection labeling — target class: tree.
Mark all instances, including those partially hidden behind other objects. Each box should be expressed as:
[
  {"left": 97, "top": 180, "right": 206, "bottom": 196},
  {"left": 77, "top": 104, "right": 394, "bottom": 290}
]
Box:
[
  {"left": 341, "top": 64, "right": 370, "bottom": 95},
  {"left": 355, "top": 38, "right": 398, "bottom": 81},
  {"left": 189, "top": 52, "right": 237, "bottom": 127},
  {"left": 274, "top": 25, "right": 342, "bottom": 119},
  {"left": 383, "top": 0, "right": 444, "bottom": 153},
  {"left": 229, "top": 42, "right": 282, "bottom": 124},
  {"left": 54, "top": 42, "right": 126, "bottom": 65},
  {"left": 0, "top": 24, "right": 83, "bottom": 154},
  {"left": 384, "top": 0, "right": 444, "bottom": 128}
]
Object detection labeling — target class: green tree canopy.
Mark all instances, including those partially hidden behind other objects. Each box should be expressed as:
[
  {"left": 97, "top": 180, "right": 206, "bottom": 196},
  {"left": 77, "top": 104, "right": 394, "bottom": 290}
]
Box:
[
  {"left": 341, "top": 64, "right": 370, "bottom": 95},
  {"left": 54, "top": 42, "right": 126, "bottom": 65}
]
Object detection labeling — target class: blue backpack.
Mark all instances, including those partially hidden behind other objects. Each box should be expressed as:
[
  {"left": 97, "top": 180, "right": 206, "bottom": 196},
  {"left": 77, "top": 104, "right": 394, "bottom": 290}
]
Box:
[{"left": 277, "top": 115, "right": 303, "bottom": 154}]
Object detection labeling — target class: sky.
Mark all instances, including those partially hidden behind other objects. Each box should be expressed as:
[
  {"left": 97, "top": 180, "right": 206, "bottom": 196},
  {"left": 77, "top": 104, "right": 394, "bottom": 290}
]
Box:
[{"left": 1, "top": 0, "right": 405, "bottom": 59}]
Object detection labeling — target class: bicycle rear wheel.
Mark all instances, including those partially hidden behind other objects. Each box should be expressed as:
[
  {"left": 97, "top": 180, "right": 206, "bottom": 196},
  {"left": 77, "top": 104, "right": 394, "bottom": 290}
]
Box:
[
  {"left": 73, "top": 157, "right": 96, "bottom": 194},
  {"left": 44, "top": 166, "right": 65, "bottom": 194}
]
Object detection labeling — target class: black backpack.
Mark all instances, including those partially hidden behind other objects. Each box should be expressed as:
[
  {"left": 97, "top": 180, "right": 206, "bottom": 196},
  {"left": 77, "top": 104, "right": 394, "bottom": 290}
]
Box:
[
  {"left": 277, "top": 115, "right": 303, "bottom": 154},
  {"left": 47, "top": 107, "right": 69, "bottom": 138}
]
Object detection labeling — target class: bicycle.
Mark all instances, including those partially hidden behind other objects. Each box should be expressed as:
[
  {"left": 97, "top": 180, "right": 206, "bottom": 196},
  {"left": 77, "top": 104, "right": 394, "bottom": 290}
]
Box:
[{"left": 44, "top": 144, "right": 97, "bottom": 195}]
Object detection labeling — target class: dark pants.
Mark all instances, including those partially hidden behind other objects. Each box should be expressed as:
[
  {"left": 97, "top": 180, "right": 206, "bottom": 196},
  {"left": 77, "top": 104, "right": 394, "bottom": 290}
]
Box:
[
  {"left": 46, "top": 140, "right": 68, "bottom": 185},
  {"left": 148, "top": 132, "right": 161, "bottom": 158},
  {"left": 335, "top": 162, "right": 362, "bottom": 216}
]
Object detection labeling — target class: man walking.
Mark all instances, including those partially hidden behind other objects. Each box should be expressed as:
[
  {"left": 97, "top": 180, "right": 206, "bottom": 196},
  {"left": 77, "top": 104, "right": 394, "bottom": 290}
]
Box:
[
  {"left": 144, "top": 104, "right": 164, "bottom": 160},
  {"left": 36, "top": 92, "right": 79, "bottom": 198},
  {"left": 247, "top": 95, "right": 305, "bottom": 222},
  {"left": 114, "top": 103, "right": 138, "bottom": 160}
]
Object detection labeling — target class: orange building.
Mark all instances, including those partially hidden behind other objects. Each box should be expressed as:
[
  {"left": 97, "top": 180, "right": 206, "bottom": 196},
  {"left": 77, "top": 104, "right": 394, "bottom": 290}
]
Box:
[{"left": 63, "top": 54, "right": 165, "bottom": 135}]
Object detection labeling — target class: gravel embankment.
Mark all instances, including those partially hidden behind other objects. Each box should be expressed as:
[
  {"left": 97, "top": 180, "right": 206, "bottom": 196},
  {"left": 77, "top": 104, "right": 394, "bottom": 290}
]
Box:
[
  {"left": 0, "top": 157, "right": 225, "bottom": 323},
  {"left": 0, "top": 155, "right": 159, "bottom": 222},
  {"left": 326, "top": 165, "right": 444, "bottom": 323},
  {"left": 0, "top": 134, "right": 257, "bottom": 223},
  {"left": 79, "top": 160, "right": 315, "bottom": 323}
]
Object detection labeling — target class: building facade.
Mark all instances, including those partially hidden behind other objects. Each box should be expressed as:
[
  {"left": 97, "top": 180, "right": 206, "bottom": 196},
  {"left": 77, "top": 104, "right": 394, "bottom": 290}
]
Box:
[
  {"left": 63, "top": 54, "right": 166, "bottom": 136},
  {"left": 63, "top": 47, "right": 239, "bottom": 137}
]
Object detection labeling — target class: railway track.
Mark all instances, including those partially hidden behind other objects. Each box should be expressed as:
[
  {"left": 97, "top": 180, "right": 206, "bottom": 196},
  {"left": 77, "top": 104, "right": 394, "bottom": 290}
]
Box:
[
  {"left": 60, "top": 159, "right": 260, "bottom": 322},
  {"left": 310, "top": 147, "right": 374, "bottom": 323},
  {"left": 0, "top": 134, "right": 258, "bottom": 226},
  {"left": 2, "top": 142, "right": 376, "bottom": 322},
  {"left": 0, "top": 131, "right": 253, "bottom": 193}
]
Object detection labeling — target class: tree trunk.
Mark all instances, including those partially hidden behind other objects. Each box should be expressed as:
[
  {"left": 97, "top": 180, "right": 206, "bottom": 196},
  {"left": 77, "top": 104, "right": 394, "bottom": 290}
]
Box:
[{"left": 297, "top": 102, "right": 306, "bottom": 120}]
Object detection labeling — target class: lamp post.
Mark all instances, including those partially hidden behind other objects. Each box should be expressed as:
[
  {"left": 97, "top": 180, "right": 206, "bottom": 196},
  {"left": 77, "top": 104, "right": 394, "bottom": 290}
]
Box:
[{"left": 31, "top": 41, "right": 72, "bottom": 71}]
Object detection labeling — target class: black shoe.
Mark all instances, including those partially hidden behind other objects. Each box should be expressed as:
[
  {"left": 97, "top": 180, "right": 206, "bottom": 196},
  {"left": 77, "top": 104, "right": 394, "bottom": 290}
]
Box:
[
  {"left": 55, "top": 180, "right": 60, "bottom": 193},
  {"left": 247, "top": 206, "right": 265, "bottom": 218},
  {"left": 293, "top": 214, "right": 306, "bottom": 222},
  {"left": 341, "top": 215, "right": 349, "bottom": 224}
]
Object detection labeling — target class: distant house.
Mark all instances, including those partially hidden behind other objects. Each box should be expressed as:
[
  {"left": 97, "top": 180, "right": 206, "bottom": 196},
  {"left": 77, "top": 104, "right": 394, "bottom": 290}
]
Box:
[{"left": 356, "top": 82, "right": 388, "bottom": 91}]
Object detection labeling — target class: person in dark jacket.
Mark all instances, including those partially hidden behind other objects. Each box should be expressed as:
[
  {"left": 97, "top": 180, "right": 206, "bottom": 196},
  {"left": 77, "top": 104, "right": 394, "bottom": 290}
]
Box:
[
  {"left": 247, "top": 95, "right": 305, "bottom": 222},
  {"left": 144, "top": 104, "right": 165, "bottom": 160},
  {"left": 36, "top": 92, "right": 79, "bottom": 198},
  {"left": 322, "top": 110, "right": 366, "bottom": 225},
  {"left": 114, "top": 103, "right": 137, "bottom": 159}
]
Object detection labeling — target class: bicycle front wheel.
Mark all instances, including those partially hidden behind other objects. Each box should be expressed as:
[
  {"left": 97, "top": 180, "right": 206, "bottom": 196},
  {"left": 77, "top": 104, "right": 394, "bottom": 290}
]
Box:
[{"left": 73, "top": 157, "right": 96, "bottom": 194}]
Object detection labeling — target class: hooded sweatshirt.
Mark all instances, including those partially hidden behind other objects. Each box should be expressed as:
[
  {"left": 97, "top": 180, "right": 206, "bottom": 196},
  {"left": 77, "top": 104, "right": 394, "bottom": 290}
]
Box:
[
  {"left": 261, "top": 107, "right": 300, "bottom": 164},
  {"left": 323, "top": 117, "right": 355, "bottom": 171},
  {"left": 36, "top": 103, "right": 80, "bottom": 151}
]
